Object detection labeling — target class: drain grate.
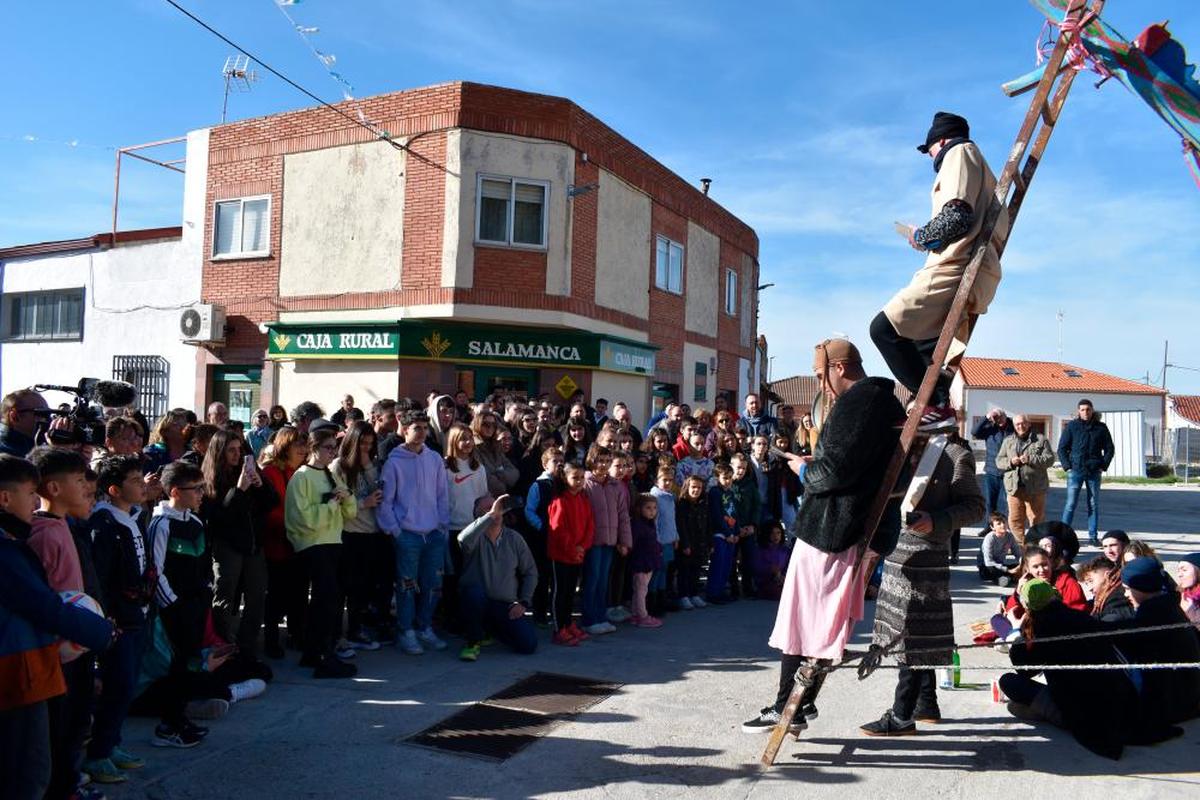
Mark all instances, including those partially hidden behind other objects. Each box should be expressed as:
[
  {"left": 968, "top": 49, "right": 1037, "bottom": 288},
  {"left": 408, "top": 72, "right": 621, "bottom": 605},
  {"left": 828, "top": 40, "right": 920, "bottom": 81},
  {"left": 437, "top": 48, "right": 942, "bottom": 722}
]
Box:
[
  {"left": 405, "top": 672, "right": 621, "bottom": 762},
  {"left": 485, "top": 672, "right": 622, "bottom": 715}
]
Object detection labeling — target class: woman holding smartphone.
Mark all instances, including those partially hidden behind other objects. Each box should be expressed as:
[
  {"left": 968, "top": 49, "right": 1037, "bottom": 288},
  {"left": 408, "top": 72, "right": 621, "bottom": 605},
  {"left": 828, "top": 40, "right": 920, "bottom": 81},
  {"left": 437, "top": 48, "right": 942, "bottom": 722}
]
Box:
[
  {"left": 331, "top": 421, "right": 390, "bottom": 649},
  {"left": 285, "top": 427, "right": 358, "bottom": 679},
  {"left": 200, "top": 429, "right": 279, "bottom": 662}
]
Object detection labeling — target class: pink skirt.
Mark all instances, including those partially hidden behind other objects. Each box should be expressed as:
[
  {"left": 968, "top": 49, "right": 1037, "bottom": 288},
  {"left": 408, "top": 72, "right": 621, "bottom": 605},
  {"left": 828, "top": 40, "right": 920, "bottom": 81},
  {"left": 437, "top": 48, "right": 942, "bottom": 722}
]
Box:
[{"left": 767, "top": 539, "right": 866, "bottom": 659}]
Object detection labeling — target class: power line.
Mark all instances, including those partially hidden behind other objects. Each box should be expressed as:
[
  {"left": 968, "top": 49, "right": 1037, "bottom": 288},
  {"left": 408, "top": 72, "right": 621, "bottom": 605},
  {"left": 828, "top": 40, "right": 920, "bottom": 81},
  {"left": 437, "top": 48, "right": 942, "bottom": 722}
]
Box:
[{"left": 162, "top": 0, "right": 398, "bottom": 149}]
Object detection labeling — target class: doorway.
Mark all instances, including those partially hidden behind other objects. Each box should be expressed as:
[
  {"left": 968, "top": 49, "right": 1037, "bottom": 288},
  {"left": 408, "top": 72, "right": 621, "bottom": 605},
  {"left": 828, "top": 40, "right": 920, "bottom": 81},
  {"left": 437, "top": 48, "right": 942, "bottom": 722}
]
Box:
[
  {"left": 211, "top": 366, "right": 262, "bottom": 426},
  {"left": 465, "top": 366, "right": 539, "bottom": 401}
]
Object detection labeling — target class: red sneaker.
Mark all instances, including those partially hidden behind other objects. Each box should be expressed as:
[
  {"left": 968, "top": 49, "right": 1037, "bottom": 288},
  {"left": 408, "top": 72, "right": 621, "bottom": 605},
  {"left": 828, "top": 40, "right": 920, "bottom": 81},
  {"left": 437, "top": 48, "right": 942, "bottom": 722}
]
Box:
[
  {"left": 567, "top": 623, "right": 589, "bottom": 642},
  {"left": 916, "top": 405, "right": 956, "bottom": 432},
  {"left": 552, "top": 629, "right": 580, "bottom": 647}
]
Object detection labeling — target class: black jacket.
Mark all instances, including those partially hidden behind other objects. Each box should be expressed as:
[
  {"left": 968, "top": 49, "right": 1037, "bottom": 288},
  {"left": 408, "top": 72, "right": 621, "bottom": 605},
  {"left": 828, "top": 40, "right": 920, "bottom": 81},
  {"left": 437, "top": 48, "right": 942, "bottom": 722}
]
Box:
[
  {"left": 1057, "top": 416, "right": 1114, "bottom": 475},
  {"left": 675, "top": 495, "right": 710, "bottom": 557},
  {"left": 1112, "top": 593, "right": 1200, "bottom": 728},
  {"left": 792, "top": 377, "right": 903, "bottom": 554},
  {"left": 89, "top": 503, "right": 154, "bottom": 629},
  {"left": 199, "top": 477, "right": 278, "bottom": 556},
  {"left": 971, "top": 417, "right": 1014, "bottom": 477},
  {"left": 0, "top": 424, "right": 36, "bottom": 458}
]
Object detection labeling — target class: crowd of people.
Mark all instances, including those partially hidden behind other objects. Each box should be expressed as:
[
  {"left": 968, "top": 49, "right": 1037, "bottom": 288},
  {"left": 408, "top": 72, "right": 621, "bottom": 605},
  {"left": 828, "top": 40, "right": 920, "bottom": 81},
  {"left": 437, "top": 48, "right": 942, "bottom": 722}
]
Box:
[{"left": 0, "top": 383, "right": 814, "bottom": 799}]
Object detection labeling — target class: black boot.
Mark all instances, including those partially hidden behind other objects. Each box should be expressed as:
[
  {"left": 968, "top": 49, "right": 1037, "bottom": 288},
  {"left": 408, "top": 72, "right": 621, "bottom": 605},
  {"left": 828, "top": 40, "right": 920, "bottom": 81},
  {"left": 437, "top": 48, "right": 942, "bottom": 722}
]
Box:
[{"left": 264, "top": 625, "right": 284, "bottom": 660}]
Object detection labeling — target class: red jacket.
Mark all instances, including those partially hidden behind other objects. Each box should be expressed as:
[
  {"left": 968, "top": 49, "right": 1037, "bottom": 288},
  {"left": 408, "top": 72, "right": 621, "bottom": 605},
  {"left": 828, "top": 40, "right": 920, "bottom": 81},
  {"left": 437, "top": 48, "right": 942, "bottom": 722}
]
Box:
[
  {"left": 548, "top": 491, "right": 594, "bottom": 565},
  {"left": 1004, "top": 568, "right": 1089, "bottom": 614},
  {"left": 261, "top": 464, "right": 297, "bottom": 562}
]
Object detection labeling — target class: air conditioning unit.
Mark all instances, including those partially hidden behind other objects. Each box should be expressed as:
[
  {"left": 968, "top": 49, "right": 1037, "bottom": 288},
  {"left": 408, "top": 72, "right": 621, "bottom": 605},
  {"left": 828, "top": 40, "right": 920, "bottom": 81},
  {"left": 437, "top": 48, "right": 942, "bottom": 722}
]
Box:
[{"left": 179, "top": 303, "right": 226, "bottom": 343}]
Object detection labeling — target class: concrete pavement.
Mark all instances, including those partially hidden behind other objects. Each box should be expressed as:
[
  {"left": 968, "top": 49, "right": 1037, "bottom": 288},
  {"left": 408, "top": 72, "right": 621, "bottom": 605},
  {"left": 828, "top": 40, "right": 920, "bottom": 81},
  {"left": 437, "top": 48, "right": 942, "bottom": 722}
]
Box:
[{"left": 107, "top": 485, "right": 1199, "bottom": 799}]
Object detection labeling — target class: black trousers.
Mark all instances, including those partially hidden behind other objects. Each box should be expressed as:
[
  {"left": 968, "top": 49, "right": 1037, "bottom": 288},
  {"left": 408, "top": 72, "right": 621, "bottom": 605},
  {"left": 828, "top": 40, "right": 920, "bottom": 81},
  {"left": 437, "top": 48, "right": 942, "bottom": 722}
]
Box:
[
  {"left": 301, "top": 544, "right": 342, "bottom": 661},
  {"left": 774, "top": 654, "right": 832, "bottom": 712},
  {"left": 551, "top": 561, "right": 582, "bottom": 632},
  {"left": 869, "top": 311, "right": 950, "bottom": 406},
  {"left": 519, "top": 528, "right": 551, "bottom": 621},
  {"left": 340, "top": 531, "right": 394, "bottom": 635},
  {"left": 892, "top": 665, "right": 938, "bottom": 720},
  {"left": 265, "top": 556, "right": 307, "bottom": 642},
  {"left": 46, "top": 655, "right": 93, "bottom": 800}
]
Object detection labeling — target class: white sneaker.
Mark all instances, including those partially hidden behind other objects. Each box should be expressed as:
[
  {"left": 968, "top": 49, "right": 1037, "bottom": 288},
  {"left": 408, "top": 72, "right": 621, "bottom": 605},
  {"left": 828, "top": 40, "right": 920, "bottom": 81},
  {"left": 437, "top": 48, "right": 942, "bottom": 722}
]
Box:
[
  {"left": 584, "top": 623, "right": 610, "bottom": 636},
  {"left": 690, "top": 595, "right": 707, "bottom": 608},
  {"left": 399, "top": 630, "right": 424, "bottom": 655},
  {"left": 599, "top": 622, "right": 617, "bottom": 634},
  {"left": 417, "top": 628, "right": 447, "bottom": 651},
  {"left": 334, "top": 641, "right": 357, "bottom": 660},
  {"left": 679, "top": 596, "right": 695, "bottom": 610},
  {"left": 229, "top": 678, "right": 267, "bottom": 704},
  {"left": 606, "top": 606, "right": 632, "bottom": 623}
]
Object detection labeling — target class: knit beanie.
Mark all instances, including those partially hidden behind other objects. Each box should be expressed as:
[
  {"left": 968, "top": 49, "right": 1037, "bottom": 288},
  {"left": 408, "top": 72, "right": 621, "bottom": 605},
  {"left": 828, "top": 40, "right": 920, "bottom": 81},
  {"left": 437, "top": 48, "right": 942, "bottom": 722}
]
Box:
[
  {"left": 1121, "top": 556, "right": 1164, "bottom": 593},
  {"left": 1019, "top": 578, "right": 1060, "bottom": 613}
]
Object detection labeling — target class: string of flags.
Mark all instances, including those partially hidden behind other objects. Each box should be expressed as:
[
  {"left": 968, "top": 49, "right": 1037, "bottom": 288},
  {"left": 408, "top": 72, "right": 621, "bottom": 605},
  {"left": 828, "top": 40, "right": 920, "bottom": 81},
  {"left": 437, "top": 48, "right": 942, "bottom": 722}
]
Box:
[{"left": 271, "top": 0, "right": 355, "bottom": 100}]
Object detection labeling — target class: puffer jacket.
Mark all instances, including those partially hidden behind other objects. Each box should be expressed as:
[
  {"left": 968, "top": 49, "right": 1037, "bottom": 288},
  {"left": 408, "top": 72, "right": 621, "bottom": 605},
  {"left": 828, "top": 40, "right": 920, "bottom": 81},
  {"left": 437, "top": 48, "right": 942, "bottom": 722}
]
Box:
[
  {"left": 1057, "top": 416, "right": 1114, "bottom": 476},
  {"left": 995, "top": 431, "right": 1055, "bottom": 495},
  {"left": 583, "top": 473, "right": 632, "bottom": 549}
]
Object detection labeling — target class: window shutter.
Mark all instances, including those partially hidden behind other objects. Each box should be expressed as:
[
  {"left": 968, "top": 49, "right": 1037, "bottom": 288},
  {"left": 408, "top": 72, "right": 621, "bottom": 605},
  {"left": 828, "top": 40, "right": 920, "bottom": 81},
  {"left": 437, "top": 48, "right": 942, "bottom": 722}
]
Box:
[{"left": 214, "top": 201, "right": 239, "bottom": 255}]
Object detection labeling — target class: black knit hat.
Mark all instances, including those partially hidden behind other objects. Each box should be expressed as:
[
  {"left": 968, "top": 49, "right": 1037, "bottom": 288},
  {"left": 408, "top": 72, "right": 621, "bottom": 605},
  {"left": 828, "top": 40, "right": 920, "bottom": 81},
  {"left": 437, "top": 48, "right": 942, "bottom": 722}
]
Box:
[{"left": 917, "top": 111, "right": 970, "bottom": 153}]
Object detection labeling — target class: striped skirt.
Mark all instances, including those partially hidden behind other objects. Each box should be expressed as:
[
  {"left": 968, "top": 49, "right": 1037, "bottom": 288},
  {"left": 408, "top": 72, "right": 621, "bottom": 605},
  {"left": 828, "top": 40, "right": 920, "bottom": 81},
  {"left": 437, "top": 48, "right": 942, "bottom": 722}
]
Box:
[{"left": 872, "top": 531, "right": 954, "bottom": 666}]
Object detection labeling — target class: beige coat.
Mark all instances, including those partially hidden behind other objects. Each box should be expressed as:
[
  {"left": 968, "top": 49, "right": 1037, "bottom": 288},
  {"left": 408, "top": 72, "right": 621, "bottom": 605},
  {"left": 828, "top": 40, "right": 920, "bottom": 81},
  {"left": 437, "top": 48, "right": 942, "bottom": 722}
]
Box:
[
  {"left": 883, "top": 142, "right": 1008, "bottom": 352},
  {"left": 995, "top": 431, "right": 1055, "bottom": 496}
]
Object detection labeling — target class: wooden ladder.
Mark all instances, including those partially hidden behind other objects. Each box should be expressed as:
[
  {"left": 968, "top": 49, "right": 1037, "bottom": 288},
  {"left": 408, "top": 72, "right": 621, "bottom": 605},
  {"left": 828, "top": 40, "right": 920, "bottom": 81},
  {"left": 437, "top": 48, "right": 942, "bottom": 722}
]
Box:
[{"left": 760, "top": 0, "right": 1105, "bottom": 767}]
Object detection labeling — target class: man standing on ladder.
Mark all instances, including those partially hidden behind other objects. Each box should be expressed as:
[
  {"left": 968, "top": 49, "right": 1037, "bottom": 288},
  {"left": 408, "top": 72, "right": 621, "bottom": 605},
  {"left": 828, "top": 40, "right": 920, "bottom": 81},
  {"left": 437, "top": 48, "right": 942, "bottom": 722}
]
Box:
[
  {"left": 741, "top": 338, "right": 903, "bottom": 735},
  {"left": 870, "top": 112, "right": 1009, "bottom": 432}
]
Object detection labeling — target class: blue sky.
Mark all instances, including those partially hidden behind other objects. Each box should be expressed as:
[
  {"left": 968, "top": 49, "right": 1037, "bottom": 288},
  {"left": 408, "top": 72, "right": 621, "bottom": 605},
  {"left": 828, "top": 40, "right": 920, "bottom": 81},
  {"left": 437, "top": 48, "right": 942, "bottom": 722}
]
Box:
[{"left": 2, "top": 1, "right": 1198, "bottom": 392}]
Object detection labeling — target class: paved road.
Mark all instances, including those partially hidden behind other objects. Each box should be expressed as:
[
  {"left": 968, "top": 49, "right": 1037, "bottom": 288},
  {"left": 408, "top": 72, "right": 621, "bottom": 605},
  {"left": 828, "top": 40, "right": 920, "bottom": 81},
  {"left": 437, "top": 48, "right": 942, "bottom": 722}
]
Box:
[{"left": 109, "top": 485, "right": 1199, "bottom": 799}]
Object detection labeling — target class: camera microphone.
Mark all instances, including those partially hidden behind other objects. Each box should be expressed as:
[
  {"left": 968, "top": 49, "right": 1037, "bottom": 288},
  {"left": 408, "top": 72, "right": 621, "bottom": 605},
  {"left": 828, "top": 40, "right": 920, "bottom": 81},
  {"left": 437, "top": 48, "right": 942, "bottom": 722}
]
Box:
[{"left": 93, "top": 380, "right": 137, "bottom": 408}]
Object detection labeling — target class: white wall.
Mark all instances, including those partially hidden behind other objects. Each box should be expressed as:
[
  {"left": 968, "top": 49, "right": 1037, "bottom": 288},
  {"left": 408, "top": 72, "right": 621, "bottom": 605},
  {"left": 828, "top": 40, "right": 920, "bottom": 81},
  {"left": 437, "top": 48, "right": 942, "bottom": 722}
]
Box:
[
  {"left": 1, "top": 237, "right": 201, "bottom": 411},
  {"left": 274, "top": 360, "right": 398, "bottom": 417},
  {"left": 957, "top": 384, "right": 1165, "bottom": 459},
  {"left": 594, "top": 169, "right": 651, "bottom": 318},
  {"left": 681, "top": 341, "right": 716, "bottom": 409},
  {"left": 591, "top": 371, "right": 649, "bottom": 429},
  {"left": 446, "top": 130, "right": 575, "bottom": 295},
  {"left": 279, "top": 140, "right": 405, "bottom": 296}
]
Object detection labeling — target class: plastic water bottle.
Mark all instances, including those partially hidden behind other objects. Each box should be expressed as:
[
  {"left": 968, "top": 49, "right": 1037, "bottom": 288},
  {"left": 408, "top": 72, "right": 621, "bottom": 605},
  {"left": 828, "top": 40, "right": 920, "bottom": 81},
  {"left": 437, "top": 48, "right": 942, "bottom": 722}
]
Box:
[{"left": 951, "top": 650, "right": 961, "bottom": 688}]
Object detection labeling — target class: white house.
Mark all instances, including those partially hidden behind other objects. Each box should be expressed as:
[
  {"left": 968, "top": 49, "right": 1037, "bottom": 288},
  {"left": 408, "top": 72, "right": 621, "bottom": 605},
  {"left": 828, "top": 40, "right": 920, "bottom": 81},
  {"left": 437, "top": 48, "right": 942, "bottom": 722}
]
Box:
[
  {"left": 952, "top": 357, "right": 1167, "bottom": 478},
  {"left": 1166, "top": 395, "right": 1200, "bottom": 476},
  {"left": 0, "top": 129, "right": 209, "bottom": 419}
]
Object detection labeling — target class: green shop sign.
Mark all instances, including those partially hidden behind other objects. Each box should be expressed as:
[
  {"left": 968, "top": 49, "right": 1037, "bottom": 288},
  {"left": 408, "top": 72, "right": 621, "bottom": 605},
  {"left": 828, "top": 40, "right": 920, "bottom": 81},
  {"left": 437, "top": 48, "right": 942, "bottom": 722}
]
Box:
[{"left": 266, "top": 320, "right": 657, "bottom": 375}]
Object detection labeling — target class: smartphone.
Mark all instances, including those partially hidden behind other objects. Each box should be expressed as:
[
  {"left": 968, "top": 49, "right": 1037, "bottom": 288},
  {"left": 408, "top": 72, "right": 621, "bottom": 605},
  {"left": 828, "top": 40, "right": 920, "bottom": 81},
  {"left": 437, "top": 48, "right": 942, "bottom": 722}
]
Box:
[
  {"left": 243, "top": 454, "right": 256, "bottom": 473},
  {"left": 375, "top": 479, "right": 385, "bottom": 492}
]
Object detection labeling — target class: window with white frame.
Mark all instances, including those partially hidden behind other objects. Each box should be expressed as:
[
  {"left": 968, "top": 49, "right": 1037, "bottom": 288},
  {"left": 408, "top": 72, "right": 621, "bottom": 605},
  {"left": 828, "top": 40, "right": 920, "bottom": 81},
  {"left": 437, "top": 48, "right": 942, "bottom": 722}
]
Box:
[
  {"left": 724, "top": 268, "right": 738, "bottom": 316},
  {"left": 475, "top": 175, "right": 549, "bottom": 248},
  {"left": 3, "top": 288, "right": 85, "bottom": 341},
  {"left": 655, "top": 235, "right": 683, "bottom": 293},
  {"left": 212, "top": 196, "right": 270, "bottom": 257}
]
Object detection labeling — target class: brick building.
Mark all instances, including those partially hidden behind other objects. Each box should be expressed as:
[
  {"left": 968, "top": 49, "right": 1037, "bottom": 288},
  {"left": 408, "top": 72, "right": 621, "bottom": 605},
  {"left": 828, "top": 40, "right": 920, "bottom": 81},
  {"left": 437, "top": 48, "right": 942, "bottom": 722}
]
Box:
[{"left": 197, "top": 81, "right": 760, "bottom": 426}]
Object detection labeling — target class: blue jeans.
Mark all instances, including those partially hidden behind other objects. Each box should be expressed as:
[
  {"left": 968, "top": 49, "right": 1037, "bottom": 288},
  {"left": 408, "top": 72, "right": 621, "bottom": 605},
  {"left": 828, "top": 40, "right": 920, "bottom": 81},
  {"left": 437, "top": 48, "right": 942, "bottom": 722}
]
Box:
[
  {"left": 649, "top": 542, "right": 674, "bottom": 592},
  {"left": 395, "top": 529, "right": 447, "bottom": 632},
  {"left": 707, "top": 537, "right": 736, "bottom": 600},
  {"left": 1061, "top": 470, "right": 1102, "bottom": 541},
  {"left": 580, "top": 545, "right": 614, "bottom": 626},
  {"left": 982, "top": 473, "right": 1008, "bottom": 521},
  {"left": 458, "top": 584, "right": 537, "bottom": 654}
]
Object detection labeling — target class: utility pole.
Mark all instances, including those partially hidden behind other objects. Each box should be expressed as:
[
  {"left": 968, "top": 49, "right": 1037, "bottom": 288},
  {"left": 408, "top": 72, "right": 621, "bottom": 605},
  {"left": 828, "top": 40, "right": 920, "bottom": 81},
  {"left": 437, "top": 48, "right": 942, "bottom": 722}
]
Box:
[{"left": 1162, "top": 340, "right": 1169, "bottom": 390}]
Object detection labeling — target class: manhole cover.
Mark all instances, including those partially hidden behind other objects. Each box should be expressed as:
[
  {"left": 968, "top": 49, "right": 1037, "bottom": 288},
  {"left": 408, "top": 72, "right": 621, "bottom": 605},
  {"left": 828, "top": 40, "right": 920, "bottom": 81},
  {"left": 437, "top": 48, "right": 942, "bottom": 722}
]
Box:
[{"left": 405, "top": 672, "right": 621, "bottom": 761}]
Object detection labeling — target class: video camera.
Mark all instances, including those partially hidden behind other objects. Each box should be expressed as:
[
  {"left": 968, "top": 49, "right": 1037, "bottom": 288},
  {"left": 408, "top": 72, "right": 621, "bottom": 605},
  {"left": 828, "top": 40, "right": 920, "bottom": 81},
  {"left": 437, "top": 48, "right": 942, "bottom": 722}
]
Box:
[{"left": 29, "top": 378, "right": 137, "bottom": 448}]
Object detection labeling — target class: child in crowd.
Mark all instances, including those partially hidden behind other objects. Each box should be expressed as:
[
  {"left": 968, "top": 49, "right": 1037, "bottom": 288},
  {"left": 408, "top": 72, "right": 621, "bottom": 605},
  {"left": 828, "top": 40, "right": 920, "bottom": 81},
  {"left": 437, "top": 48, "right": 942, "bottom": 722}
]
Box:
[
  {"left": 146, "top": 460, "right": 214, "bottom": 747},
  {"left": 674, "top": 475, "right": 709, "bottom": 609},
  {"left": 84, "top": 455, "right": 155, "bottom": 784},
  {"left": 674, "top": 431, "right": 714, "bottom": 488},
  {"left": 649, "top": 467, "right": 678, "bottom": 616},
  {"left": 27, "top": 446, "right": 98, "bottom": 798},
  {"left": 754, "top": 521, "right": 790, "bottom": 601},
  {"left": 730, "top": 453, "right": 761, "bottom": 599},
  {"left": 706, "top": 464, "right": 740, "bottom": 604},
  {"left": 523, "top": 446, "right": 564, "bottom": 626},
  {"left": 607, "top": 452, "right": 635, "bottom": 621},
  {"left": 977, "top": 512, "right": 1021, "bottom": 585},
  {"left": 0, "top": 454, "right": 114, "bottom": 800},
  {"left": 1078, "top": 556, "right": 1134, "bottom": 622},
  {"left": 632, "top": 454, "right": 654, "bottom": 493},
  {"left": 582, "top": 446, "right": 631, "bottom": 635},
  {"left": 629, "top": 494, "right": 664, "bottom": 628},
  {"left": 1036, "top": 535, "right": 1088, "bottom": 610},
  {"left": 547, "top": 462, "right": 594, "bottom": 645},
  {"left": 285, "top": 429, "right": 358, "bottom": 678}
]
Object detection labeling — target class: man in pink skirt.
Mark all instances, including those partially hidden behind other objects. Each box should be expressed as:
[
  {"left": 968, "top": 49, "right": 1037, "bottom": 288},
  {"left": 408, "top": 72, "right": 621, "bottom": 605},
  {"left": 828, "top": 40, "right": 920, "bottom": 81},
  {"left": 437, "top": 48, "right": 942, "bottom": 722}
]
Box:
[{"left": 742, "top": 338, "right": 904, "bottom": 734}]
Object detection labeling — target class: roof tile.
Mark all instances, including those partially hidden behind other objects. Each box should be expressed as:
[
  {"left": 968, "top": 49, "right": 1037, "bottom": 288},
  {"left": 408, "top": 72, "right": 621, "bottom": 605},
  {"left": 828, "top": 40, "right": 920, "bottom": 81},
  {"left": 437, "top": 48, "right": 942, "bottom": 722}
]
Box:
[{"left": 958, "top": 357, "right": 1165, "bottom": 395}]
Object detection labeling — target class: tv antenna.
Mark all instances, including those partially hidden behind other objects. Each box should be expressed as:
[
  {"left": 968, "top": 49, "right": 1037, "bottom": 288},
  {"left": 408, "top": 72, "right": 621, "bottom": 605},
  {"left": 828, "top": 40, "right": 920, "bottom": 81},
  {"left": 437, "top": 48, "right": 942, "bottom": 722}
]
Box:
[{"left": 221, "top": 54, "right": 258, "bottom": 123}]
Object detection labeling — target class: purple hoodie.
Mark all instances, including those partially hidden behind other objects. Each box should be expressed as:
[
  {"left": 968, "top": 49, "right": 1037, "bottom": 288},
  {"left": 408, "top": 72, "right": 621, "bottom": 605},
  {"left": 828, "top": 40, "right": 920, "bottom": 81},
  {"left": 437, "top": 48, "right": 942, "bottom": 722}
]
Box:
[{"left": 377, "top": 443, "right": 449, "bottom": 536}]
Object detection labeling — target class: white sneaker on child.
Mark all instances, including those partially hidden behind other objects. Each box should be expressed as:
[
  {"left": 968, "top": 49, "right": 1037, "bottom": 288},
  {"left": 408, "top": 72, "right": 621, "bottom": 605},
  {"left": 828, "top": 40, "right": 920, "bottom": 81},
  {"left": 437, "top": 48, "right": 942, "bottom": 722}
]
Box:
[
  {"left": 417, "top": 628, "right": 447, "bottom": 651},
  {"left": 679, "top": 596, "right": 695, "bottom": 610},
  {"left": 690, "top": 595, "right": 707, "bottom": 608}
]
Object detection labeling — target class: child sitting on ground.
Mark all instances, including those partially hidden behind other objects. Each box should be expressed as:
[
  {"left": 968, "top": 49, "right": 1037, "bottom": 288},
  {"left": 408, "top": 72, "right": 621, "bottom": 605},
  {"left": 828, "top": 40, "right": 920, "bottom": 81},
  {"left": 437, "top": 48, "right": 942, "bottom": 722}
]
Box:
[
  {"left": 754, "top": 521, "right": 790, "bottom": 601},
  {"left": 629, "top": 494, "right": 664, "bottom": 628},
  {"left": 977, "top": 512, "right": 1021, "bottom": 585}
]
